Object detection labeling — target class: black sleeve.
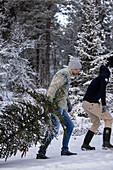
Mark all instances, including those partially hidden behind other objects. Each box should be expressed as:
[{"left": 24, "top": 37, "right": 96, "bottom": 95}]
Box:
[{"left": 100, "top": 77, "right": 108, "bottom": 105}]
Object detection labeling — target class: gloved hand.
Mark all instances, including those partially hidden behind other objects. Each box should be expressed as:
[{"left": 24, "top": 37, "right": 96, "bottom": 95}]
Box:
[
  {"left": 67, "top": 103, "right": 72, "bottom": 112},
  {"left": 102, "top": 105, "right": 107, "bottom": 113}
]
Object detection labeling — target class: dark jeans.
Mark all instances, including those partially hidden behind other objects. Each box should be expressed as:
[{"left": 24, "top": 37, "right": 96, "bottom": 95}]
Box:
[{"left": 39, "top": 108, "right": 74, "bottom": 154}]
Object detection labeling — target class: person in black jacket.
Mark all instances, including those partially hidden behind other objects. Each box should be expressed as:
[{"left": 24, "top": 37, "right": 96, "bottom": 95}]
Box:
[{"left": 81, "top": 65, "right": 113, "bottom": 150}]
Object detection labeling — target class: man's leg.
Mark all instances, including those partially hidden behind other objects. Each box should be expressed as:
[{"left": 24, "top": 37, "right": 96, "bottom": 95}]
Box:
[
  {"left": 59, "top": 109, "right": 77, "bottom": 155},
  {"left": 102, "top": 127, "right": 113, "bottom": 149},
  {"left": 81, "top": 101, "right": 101, "bottom": 150},
  {"left": 36, "top": 115, "right": 60, "bottom": 159},
  {"left": 82, "top": 101, "right": 113, "bottom": 150},
  {"left": 81, "top": 110, "right": 100, "bottom": 150}
]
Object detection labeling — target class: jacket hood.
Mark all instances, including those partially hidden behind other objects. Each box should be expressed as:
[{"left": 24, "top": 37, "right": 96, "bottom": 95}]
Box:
[{"left": 99, "top": 65, "right": 110, "bottom": 78}]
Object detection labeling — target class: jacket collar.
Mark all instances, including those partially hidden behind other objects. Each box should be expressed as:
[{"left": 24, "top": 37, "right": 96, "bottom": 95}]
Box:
[{"left": 66, "top": 67, "right": 73, "bottom": 76}]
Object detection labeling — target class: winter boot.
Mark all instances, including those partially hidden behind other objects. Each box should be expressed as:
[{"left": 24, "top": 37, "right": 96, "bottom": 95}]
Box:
[
  {"left": 61, "top": 150, "right": 77, "bottom": 156},
  {"left": 81, "top": 130, "right": 95, "bottom": 151},
  {"left": 36, "top": 145, "right": 49, "bottom": 159},
  {"left": 36, "top": 152, "right": 49, "bottom": 159},
  {"left": 102, "top": 128, "right": 113, "bottom": 150}
]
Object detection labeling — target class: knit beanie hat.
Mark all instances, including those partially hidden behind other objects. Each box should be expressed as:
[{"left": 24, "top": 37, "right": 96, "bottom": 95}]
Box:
[{"left": 68, "top": 56, "right": 82, "bottom": 69}]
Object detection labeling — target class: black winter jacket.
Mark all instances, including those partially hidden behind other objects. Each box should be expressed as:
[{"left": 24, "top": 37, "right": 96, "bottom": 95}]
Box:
[{"left": 83, "top": 65, "right": 110, "bottom": 106}]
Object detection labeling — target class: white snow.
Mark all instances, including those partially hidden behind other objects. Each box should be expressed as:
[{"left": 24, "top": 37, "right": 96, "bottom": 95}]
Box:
[{"left": 1, "top": 132, "right": 113, "bottom": 170}]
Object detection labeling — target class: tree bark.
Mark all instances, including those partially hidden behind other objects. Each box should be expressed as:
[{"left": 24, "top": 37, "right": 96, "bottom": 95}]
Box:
[{"left": 45, "top": 2, "right": 51, "bottom": 87}]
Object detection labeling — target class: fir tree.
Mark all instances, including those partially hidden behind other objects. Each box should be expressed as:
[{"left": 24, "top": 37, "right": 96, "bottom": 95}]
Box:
[
  {"left": 0, "top": 87, "right": 64, "bottom": 160},
  {"left": 75, "top": 0, "right": 108, "bottom": 78},
  {"left": 69, "top": 0, "right": 113, "bottom": 135},
  {"left": 0, "top": 23, "right": 37, "bottom": 101}
]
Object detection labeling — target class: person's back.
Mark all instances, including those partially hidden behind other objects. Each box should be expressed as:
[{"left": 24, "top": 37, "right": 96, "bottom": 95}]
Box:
[
  {"left": 81, "top": 65, "right": 113, "bottom": 151},
  {"left": 83, "top": 65, "right": 110, "bottom": 105},
  {"left": 83, "top": 77, "right": 101, "bottom": 103}
]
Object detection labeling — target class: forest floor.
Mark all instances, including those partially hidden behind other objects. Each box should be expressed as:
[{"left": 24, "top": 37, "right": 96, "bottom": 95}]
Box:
[{"left": 0, "top": 132, "right": 113, "bottom": 170}]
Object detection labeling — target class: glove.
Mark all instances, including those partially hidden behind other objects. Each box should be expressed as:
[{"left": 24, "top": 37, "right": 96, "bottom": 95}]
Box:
[
  {"left": 67, "top": 103, "right": 72, "bottom": 112},
  {"left": 102, "top": 105, "right": 107, "bottom": 113}
]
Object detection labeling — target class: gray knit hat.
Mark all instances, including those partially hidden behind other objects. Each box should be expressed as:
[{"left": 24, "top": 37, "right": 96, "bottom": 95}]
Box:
[{"left": 68, "top": 56, "right": 82, "bottom": 69}]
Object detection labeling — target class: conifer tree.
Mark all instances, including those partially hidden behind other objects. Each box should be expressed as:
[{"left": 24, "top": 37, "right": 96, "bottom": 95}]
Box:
[
  {"left": 69, "top": 0, "right": 113, "bottom": 135},
  {"left": 0, "top": 23, "right": 37, "bottom": 100},
  {"left": 0, "top": 87, "right": 64, "bottom": 160},
  {"left": 99, "top": 0, "right": 113, "bottom": 52},
  {"left": 75, "top": 0, "right": 108, "bottom": 79}
]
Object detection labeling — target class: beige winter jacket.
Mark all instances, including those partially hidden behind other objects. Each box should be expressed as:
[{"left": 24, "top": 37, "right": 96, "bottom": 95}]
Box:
[{"left": 47, "top": 67, "right": 72, "bottom": 109}]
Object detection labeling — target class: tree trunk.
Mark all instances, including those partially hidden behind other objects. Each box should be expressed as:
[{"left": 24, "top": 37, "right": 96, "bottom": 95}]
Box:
[{"left": 45, "top": 3, "right": 51, "bottom": 87}]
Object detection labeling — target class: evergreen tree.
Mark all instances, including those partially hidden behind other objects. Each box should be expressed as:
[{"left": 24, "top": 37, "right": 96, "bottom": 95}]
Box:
[
  {"left": 50, "top": 0, "right": 82, "bottom": 75},
  {"left": 99, "top": 0, "right": 113, "bottom": 52},
  {"left": 0, "top": 0, "right": 83, "bottom": 88},
  {"left": 69, "top": 0, "right": 113, "bottom": 135},
  {"left": 0, "top": 87, "right": 64, "bottom": 160},
  {"left": 0, "top": 0, "right": 112, "bottom": 143},
  {"left": 0, "top": 23, "right": 37, "bottom": 101},
  {"left": 75, "top": 0, "right": 108, "bottom": 78}
]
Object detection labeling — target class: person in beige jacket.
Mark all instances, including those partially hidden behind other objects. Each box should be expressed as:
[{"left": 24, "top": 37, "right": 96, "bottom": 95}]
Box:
[{"left": 36, "top": 56, "right": 82, "bottom": 159}]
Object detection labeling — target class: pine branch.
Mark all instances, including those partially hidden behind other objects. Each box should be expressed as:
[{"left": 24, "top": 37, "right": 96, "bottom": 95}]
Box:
[{"left": 0, "top": 87, "right": 64, "bottom": 160}]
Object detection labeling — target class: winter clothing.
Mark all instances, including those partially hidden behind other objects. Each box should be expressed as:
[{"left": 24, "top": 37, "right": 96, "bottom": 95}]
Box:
[
  {"left": 103, "top": 127, "right": 111, "bottom": 144},
  {"left": 38, "top": 109, "right": 74, "bottom": 155},
  {"left": 47, "top": 67, "right": 72, "bottom": 109},
  {"left": 36, "top": 153, "right": 49, "bottom": 159},
  {"left": 102, "top": 128, "right": 113, "bottom": 149},
  {"left": 37, "top": 60, "right": 81, "bottom": 158},
  {"left": 102, "top": 105, "right": 107, "bottom": 113},
  {"left": 61, "top": 150, "right": 77, "bottom": 156},
  {"left": 82, "top": 101, "right": 112, "bottom": 132},
  {"left": 68, "top": 56, "right": 82, "bottom": 70},
  {"left": 82, "top": 130, "right": 95, "bottom": 145},
  {"left": 102, "top": 142, "right": 113, "bottom": 149},
  {"left": 82, "top": 65, "right": 113, "bottom": 150},
  {"left": 38, "top": 115, "right": 60, "bottom": 155},
  {"left": 59, "top": 108, "right": 74, "bottom": 151},
  {"left": 81, "top": 143, "right": 95, "bottom": 151},
  {"left": 83, "top": 65, "right": 110, "bottom": 105},
  {"left": 81, "top": 130, "right": 95, "bottom": 150}
]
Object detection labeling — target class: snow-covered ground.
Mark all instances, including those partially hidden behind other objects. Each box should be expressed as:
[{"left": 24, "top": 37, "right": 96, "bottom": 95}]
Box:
[{"left": 1, "top": 132, "right": 113, "bottom": 170}]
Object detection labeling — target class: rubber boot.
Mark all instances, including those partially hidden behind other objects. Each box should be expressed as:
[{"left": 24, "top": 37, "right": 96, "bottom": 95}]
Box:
[
  {"left": 81, "top": 130, "right": 95, "bottom": 151},
  {"left": 102, "top": 127, "right": 113, "bottom": 150}
]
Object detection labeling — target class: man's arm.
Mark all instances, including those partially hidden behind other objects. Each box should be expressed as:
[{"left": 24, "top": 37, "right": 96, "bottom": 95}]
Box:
[{"left": 47, "top": 76, "right": 65, "bottom": 102}]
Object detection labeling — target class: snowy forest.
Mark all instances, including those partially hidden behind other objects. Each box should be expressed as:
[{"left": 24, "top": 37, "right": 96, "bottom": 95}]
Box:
[{"left": 0, "top": 0, "right": 113, "bottom": 160}]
